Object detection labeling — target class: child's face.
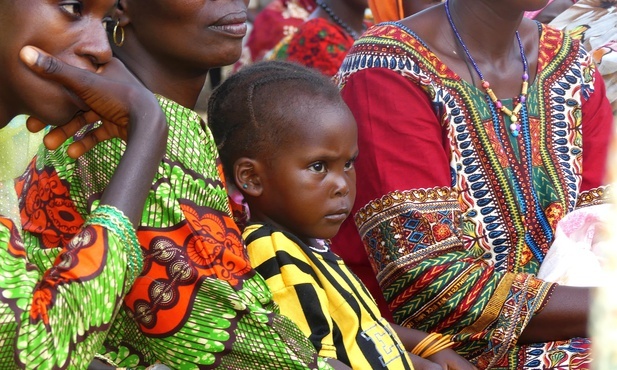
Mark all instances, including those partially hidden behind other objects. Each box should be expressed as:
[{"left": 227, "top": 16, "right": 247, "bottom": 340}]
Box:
[{"left": 258, "top": 102, "right": 358, "bottom": 242}]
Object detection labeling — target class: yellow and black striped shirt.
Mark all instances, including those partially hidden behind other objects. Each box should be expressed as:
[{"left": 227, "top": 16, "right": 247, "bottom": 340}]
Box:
[{"left": 244, "top": 223, "right": 414, "bottom": 369}]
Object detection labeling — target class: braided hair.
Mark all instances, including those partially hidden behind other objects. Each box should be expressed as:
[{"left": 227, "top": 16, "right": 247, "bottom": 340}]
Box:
[{"left": 208, "top": 60, "right": 345, "bottom": 180}]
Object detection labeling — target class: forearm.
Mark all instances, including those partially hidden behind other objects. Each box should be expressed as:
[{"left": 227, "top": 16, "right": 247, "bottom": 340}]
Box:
[
  {"left": 100, "top": 100, "right": 167, "bottom": 226},
  {"left": 518, "top": 285, "right": 590, "bottom": 344}
]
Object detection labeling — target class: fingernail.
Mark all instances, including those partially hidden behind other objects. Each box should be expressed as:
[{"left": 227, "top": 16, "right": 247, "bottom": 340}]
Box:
[{"left": 20, "top": 46, "right": 39, "bottom": 66}]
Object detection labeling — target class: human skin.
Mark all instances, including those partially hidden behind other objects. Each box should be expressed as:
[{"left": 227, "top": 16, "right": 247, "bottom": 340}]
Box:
[
  {"left": 239, "top": 97, "right": 359, "bottom": 244},
  {"left": 0, "top": 0, "right": 120, "bottom": 127},
  {"left": 0, "top": 0, "right": 167, "bottom": 225},
  {"left": 402, "top": 0, "right": 444, "bottom": 16},
  {"left": 113, "top": 0, "right": 250, "bottom": 110}
]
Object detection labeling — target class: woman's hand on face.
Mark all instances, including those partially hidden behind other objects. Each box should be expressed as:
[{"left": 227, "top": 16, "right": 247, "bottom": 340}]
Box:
[{"left": 20, "top": 45, "right": 165, "bottom": 159}]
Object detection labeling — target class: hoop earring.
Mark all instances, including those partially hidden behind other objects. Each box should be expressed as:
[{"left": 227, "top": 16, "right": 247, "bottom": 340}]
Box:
[{"left": 113, "top": 21, "right": 125, "bottom": 47}]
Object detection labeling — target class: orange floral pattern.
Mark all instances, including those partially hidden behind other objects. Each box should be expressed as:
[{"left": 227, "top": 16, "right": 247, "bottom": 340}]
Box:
[{"left": 16, "top": 161, "right": 84, "bottom": 250}]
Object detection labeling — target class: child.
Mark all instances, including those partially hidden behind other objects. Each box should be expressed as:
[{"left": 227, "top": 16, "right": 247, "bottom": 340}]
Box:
[{"left": 208, "top": 60, "right": 477, "bottom": 370}]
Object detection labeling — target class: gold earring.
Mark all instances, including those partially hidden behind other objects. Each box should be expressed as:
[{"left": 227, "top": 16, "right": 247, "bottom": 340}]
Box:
[{"left": 113, "top": 20, "right": 125, "bottom": 47}]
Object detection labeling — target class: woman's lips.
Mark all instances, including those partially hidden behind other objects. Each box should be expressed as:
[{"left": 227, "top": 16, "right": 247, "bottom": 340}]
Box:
[
  {"left": 209, "top": 22, "right": 247, "bottom": 37},
  {"left": 209, "top": 12, "right": 248, "bottom": 37}
]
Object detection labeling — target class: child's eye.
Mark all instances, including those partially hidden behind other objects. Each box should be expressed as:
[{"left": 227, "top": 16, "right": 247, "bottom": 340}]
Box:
[
  {"left": 309, "top": 162, "right": 326, "bottom": 173},
  {"left": 60, "top": 1, "right": 83, "bottom": 16},
  {"left": 344, "top": 156, "right": 357, "bottom": 171}
]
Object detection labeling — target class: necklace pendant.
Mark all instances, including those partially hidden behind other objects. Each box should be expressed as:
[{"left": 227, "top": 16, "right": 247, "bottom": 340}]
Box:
[
  {"left": 510, "top": 114, "right": 518, "bottom": 123},
  {"left": 510, "top": 122, "right": 521, "bottom": 137}
]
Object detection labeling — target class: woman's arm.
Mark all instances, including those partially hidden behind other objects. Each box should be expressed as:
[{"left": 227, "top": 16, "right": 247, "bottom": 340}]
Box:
[{"left": 0, "top": 47, "right": 167, "bottom": 368}]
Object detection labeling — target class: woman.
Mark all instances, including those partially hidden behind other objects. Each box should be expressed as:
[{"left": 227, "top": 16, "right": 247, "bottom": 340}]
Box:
[
  {"left": 0, "top": 0, "right": 168, "bottom": 367},
  {"left": 17, "top": 0, "right": 331, "bottom": 368},
  {"left": 332, "top": 0, "right": 613, "bottom": 368},
  {"left": 269, "top": 0, "right": 368, "bottom": 76}
]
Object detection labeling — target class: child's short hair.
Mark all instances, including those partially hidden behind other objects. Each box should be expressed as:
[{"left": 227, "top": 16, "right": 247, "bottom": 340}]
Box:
[{"left": 207, "top": 60, "right": 344, "bottom": 180}]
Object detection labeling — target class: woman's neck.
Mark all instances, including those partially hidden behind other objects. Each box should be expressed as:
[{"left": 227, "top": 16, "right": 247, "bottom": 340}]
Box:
[
  {"left": 113, "top": 45, "right": 208, "bottom": 110},
  {"left": 445, "top": 0, "right": 524, "bottom": 62},
  {"left": 313, "top": 0, "right": 366, "bottom": 38}
]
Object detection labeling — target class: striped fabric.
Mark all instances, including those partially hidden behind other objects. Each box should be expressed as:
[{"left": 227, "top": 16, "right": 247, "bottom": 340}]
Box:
[{"left": 244, "top": 223, "right": 414, "bottom": 370}]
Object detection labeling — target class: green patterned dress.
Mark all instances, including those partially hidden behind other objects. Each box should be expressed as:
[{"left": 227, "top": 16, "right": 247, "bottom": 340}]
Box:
[
  {"left": 15, "top": 96, "right": 330, "bottom": 369},
  {"left": 0, "top": 205, "right": 142, "bottom": 369}
]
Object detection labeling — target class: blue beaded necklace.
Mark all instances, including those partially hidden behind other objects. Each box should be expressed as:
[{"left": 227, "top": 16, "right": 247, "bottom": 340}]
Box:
[{"left": 445, "top": 0, "right": 529, "bottom": 137}]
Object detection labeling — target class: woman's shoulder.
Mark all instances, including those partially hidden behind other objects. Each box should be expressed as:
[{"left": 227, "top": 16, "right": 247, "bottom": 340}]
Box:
[{"left": 337, "top": 21, "right": 458, "bottom": 90}]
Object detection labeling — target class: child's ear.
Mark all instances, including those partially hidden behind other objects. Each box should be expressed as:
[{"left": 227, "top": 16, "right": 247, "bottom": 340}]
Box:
[{"left": 234, "top": 158, "right": 263, "bottom": 197}]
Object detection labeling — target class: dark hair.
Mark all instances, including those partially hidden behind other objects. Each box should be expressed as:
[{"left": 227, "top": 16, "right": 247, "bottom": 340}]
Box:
[{"left": 207, "top": 60, "right": 344, "bottom": 180}]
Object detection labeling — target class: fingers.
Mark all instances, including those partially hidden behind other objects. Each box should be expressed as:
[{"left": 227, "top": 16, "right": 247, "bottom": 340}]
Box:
[
  {"left": 41, "top": 111, "right": 101, "bottom": 150},
  {"left": 66, "top": 134, "right": 99, "bottom": 159},
  {"left": 20, "top": 46, "right": 133, "bottom": 125},
  {"left": 26, "top": 116, "right": 48, "bottom": 133},
  {"left": 20, "top": 46, "right": 97, "bottom": 101}
]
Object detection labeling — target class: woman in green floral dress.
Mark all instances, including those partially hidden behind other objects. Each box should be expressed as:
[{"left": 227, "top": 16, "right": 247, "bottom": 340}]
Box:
[{"left": 17, "top": 0, "right": 333, "bottom": 369}]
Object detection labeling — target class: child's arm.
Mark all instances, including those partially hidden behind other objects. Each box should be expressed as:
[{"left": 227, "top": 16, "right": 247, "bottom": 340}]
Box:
[{"left": 391, "top": 324, "right": 478, "bottom": 370}]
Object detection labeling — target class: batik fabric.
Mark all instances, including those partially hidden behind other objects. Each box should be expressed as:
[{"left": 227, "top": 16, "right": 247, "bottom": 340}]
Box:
[
  {"left": 333, "top": 22, "right": 613, "bottom": 369},
  {"left": 550, "top": 0, "right": 617, "bottom": 113},
  {"left": 0, "top": 204, "right": 141, "bottom": 369},
  {"left": 269, "top": 17, "right": 357, "bottom": 76}
]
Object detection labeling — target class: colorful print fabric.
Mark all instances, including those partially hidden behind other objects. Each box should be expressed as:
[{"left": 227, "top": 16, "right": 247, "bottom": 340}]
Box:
[
  {"left": 17, "top": 96, "right": 330, "bottom": 369},
  {"left": 270, "top": 17, "right": 356, "bottom": 76},
  {"left": 334, "top": 22, "right": 613, "bottom": 369},
  {"left": 0, "top": 205, "right": 141, "bottom": 369},
  {"left": 550, "top": 0, "right": 617, "bottom": 113}
]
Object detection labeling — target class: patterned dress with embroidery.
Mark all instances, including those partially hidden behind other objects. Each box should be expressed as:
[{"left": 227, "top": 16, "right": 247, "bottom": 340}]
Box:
[
  {"left": 333, "top": 22, "right": 613, "bottom": 369},
  {"left": 16, "top": 96, "right": 331, "bottom": 369}
]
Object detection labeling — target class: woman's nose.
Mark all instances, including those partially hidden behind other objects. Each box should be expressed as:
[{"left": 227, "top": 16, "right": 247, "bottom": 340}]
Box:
[{"left": 77, "top": 20, "right": 113, "bottom": 70}]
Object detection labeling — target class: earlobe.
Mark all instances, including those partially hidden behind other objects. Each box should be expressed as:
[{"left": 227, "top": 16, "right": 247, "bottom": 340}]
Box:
[
  {"left": 115, "top": 0, "right": 131, "bottom": 26},
  {"left": 234, "top": 158, "right": 263, "bottom": 197}
]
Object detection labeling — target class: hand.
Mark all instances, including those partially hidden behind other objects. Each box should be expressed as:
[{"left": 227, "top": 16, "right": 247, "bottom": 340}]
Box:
[
  {"left": 20, "top": 45, "right": 164, "bottom": 158},
  {"left": 427, "top": 348, "right": 478, "bottom": 370},
  {"left": 19, "top": 45, "right": 167, "bottom": 226},
  {"left": 409, "top": 353, "right": 443, "bottom": 370}
]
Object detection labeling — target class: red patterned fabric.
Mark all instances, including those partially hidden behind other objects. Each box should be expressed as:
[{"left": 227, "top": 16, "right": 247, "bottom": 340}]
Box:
[
  {"left": 248, "top": 0, "right": 316, "bottom": 62},
  {"left": 332, "top": 22, "right": 612, "bottom": 368},
  {"left": 270, "top": 17, "right": 356, "bottom": 76}
]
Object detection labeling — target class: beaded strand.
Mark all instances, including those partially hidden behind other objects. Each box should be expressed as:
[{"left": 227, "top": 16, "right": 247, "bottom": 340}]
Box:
[
  {"left": 445, "top": 0, "right": 529, "bottom": 136},
  {"left": 316, "top": 0, "right": 362, "bottom": 40}
]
